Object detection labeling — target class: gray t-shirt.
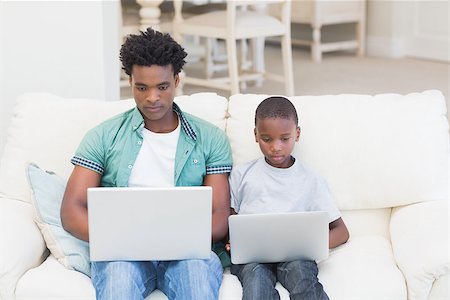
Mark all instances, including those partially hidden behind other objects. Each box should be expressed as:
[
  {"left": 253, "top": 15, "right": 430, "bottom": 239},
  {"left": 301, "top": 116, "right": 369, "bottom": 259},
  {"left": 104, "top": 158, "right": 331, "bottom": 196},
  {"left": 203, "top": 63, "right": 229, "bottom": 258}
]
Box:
[{"left": 230, "top": 157, "right": 341, "bottom": 223}]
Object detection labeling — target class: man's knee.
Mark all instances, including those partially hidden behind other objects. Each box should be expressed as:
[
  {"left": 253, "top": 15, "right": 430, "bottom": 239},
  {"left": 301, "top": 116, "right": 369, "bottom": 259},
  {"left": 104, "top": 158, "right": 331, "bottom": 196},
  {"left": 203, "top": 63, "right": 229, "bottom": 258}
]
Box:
[
  {"left": 160, "top": 254, "right": 222, "bottom": 299},
  {"left": 91, "top": 261, "right": 155, "bottom": 296},
  {"left": 175, "top": 253, "right": 221, "bottom": 275}
]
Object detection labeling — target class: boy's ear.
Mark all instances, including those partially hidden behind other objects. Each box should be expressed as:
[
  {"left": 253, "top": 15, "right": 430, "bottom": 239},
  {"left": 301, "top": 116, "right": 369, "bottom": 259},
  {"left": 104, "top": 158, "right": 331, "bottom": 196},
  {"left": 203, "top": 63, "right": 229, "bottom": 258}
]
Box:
[
  {"left": 295, "top": 126, "right": 301, "bottom": 141},
  {"left": 254, "top": 128, "right": 258, "bottom": 143}
]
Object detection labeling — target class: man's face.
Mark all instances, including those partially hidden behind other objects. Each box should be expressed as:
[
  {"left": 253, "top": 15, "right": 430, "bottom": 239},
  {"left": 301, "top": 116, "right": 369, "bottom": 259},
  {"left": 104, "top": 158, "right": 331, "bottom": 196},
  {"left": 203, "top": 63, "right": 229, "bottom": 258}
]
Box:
[
  {"left": 254, "top": 117, "right": 300, "bottom": 168},
  {"left": 129, "top": 64, "right": 179, "bottom": 131}
]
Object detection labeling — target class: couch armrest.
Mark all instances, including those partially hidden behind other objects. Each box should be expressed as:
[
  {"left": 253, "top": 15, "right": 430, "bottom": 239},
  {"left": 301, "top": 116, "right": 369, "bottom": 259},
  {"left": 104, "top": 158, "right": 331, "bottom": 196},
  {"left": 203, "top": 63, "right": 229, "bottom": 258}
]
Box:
[
  {"left": 0, "top": 197, "right": 47, "bottom": 299},
  {"left": 390, "top": 200, "right": 449, "bottom": 300}
]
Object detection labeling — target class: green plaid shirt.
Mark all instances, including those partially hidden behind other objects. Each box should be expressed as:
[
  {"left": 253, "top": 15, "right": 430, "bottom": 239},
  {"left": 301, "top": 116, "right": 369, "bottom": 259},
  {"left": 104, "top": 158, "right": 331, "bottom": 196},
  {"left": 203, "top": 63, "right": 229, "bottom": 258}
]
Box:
[{"left": 72, "top": 103, "right": 232, "bottom": 187}]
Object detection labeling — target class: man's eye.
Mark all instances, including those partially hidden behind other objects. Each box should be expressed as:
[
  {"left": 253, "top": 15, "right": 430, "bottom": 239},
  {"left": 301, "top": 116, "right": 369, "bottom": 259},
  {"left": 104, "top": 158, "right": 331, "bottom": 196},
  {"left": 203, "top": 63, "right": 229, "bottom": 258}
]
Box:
[
  {"left": 159, "top": 85, "right": 169, "bottom": 91},
  {"left": 137, "top": 86, "right": 146, "bottom": 92}
]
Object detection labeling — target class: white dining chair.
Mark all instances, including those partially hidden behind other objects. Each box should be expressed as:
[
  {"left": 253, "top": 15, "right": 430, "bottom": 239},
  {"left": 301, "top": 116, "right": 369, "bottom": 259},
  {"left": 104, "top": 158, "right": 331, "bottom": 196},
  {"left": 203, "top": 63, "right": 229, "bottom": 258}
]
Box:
[{"left": 172, "top": 0, "right": 294, "bottom": 96}]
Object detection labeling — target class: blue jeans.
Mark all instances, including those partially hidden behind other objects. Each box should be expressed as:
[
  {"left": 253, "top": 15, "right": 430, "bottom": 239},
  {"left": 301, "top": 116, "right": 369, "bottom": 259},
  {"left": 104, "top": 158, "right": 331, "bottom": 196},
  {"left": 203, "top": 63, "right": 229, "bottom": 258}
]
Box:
[
  {"left": 231, "top": 260, "right": 329, "bottom": 300},
  {"left": 91, "top": 251, "right": 222, "bottom": 300}
]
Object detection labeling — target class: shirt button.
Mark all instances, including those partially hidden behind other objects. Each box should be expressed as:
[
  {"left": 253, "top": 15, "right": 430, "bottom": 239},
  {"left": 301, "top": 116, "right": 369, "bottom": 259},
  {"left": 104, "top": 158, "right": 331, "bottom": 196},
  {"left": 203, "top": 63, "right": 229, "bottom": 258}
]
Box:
[
  {"left": 193, "top": 159, "right": 198, "bottom": 164},
  {"left": 128, "top": 164, "right": 133, "bottom": 169},
  {"left": 137, "top": 140, "right": 142, "bottom": 145}
]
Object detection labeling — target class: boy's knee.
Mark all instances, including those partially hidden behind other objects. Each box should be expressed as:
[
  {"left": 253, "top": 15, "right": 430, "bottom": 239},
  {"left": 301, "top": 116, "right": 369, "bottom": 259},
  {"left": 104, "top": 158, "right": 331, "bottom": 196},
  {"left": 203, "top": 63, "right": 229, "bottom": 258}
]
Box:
[
  {"left": 279, "top": 260, "right": 318, "bottom": 279},
  {"left": 240, "top": 263, "right": 275, "bottom": 284}
]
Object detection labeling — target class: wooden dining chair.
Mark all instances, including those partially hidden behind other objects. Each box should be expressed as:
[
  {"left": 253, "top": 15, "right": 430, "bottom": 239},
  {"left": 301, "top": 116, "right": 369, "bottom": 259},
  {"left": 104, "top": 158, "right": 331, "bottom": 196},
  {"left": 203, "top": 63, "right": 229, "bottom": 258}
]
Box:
[{"left": 172, "top": 0, "right": 294, "bottom": 96}]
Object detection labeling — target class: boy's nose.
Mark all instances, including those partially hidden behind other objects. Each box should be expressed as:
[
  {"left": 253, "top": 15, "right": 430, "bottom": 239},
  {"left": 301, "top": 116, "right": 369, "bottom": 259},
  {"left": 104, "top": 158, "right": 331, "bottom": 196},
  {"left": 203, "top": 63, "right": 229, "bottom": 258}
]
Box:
[{"left": 271, "top": 141, "right": 282, "bottom": 152}]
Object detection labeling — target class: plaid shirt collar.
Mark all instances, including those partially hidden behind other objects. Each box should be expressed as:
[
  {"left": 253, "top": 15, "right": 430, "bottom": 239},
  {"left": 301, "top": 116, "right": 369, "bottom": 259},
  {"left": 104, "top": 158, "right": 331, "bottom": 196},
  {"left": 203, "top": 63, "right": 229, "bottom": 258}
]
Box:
[{"left": 131, "top": 102, "right": 197, "bottom": 141}]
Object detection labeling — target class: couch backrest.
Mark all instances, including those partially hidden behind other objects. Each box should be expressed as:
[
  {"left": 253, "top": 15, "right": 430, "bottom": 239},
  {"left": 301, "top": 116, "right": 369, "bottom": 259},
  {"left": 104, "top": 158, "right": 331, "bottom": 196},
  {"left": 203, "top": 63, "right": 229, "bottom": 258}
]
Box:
[
  {"left": 1, "top": 91, "right": 448, "bottom": 211},
  {"left": 0, "top": 92, "right": 228, "bottom": 203},
  {"left": 227, "top": 91, "right": 449, "bottom": 210}
]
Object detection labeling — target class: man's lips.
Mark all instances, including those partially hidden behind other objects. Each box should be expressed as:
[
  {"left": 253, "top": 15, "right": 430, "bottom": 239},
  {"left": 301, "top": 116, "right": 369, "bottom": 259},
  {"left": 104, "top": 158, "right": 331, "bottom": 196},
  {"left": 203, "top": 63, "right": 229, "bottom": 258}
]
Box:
[{"left": 144, "top": 106, "right": 162, "bottom": 112}]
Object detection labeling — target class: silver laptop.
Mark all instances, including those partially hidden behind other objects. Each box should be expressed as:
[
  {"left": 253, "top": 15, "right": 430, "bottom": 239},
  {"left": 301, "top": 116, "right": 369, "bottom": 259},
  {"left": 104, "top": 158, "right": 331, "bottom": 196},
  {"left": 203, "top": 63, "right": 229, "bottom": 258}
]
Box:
[
  {"left": 229, "top": 211, "right": 329, "bottom": 264},
  {"left": 87, "top": 186, "right": 212, "bottom": 261}
]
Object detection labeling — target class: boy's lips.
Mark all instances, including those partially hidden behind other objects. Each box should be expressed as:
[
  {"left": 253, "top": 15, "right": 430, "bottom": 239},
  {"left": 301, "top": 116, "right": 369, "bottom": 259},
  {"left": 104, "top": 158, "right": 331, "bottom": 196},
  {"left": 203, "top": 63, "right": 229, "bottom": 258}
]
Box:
[{"left": 269, "top": 155, "right": 284, "bottom": 162}]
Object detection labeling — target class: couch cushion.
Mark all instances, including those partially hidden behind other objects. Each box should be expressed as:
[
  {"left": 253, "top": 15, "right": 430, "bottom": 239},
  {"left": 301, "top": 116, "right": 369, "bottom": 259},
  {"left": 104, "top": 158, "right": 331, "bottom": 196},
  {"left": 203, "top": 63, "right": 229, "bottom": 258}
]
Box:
[
  {"left": 0, "top": 198, "right": 46, "bottom": 300},
  {"left": 26, "top": 163, "right": 90, "bottom": 276},
  {"left": 15, "top": 255, "right": 169, "bottom": 300},
  {"left": 319, "top": 235, "right": 406, "bottom": 299},
  {"left": 0, "top": 93, "right": 134, "bottom": 203},
  {"left": 14, "top": 255, "right": 291, "bottom": 300},
  {"left": 0, "top": 92, "right": 228, "bottom": 203},
  {"left": 15, "top": 237, "right": 405, "bottom": 300},
  {"left": 15, "top": 255, "right": 95, "bottom": 300},
  {"left": 390, "top": 200, "right": 449, "bottom": 300},
  {"left": 340, "top": 208, "right": 391, "bottom": 239},
  {"left": 227, "top": 91, "right": 449, "bottom": 210}
]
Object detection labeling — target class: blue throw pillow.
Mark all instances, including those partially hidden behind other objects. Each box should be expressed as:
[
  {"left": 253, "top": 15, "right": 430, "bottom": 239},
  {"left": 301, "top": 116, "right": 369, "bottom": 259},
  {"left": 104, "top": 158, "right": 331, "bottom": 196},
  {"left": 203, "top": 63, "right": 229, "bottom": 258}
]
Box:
[{"left": 26, "top": 163, "right": 91, "bottom": 277}]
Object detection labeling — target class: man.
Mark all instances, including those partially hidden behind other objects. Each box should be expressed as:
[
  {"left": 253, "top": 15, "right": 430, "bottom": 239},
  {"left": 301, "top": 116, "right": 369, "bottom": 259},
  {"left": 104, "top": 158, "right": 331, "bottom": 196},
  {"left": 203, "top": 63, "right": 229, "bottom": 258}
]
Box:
[{"left": 61, "top": 28, "right": 232, "bottom": 300}]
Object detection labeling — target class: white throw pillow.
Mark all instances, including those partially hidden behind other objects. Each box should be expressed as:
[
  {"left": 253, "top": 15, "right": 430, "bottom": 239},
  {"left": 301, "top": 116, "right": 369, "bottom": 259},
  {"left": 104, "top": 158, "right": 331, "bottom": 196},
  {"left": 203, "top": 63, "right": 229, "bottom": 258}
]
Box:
[{"left": 26, "top": 163, "right": 90, "bottom": 277}]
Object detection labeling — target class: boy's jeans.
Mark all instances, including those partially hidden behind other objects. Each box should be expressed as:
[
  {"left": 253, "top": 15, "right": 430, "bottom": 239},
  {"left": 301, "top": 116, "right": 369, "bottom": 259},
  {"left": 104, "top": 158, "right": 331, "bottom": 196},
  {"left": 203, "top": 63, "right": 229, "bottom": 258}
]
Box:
[
  {"left": 231, "top": 260, "right": 329, "bottom": 300},
  {"left": 91, "top": 251, "right": 222, "bottom": 300}
]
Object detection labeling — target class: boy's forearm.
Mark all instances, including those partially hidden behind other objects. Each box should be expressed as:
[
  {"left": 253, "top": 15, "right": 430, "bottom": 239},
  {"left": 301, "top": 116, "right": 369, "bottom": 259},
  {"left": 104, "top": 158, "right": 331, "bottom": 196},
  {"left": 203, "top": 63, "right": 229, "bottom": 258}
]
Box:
[
  {"left": 329, "top": 226, "right": 349, "bottom": 248},
  {"left": 328, "top": 217, "right": 349, "bottom": 249}
]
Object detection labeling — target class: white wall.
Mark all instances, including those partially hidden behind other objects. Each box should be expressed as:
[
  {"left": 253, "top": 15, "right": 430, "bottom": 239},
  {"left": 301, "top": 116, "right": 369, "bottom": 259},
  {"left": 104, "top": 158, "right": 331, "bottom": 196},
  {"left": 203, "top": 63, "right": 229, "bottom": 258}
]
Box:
[
  {"left": 0, "top": 0, "right": 121, "bottom": 158},
  {"left": 367, "top": 0, "right": 449, "bottom": 61}
]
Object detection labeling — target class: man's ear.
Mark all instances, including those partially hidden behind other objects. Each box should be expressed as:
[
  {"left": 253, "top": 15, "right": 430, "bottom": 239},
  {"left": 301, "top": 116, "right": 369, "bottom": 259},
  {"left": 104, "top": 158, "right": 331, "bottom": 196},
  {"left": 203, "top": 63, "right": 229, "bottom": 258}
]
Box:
[
  {"left": 128, "top": 76, "right": 132, "bottom": 86},
  {"left": 174, "top": 74, "right": 180, "bottom": 88},
  {"left": 295, "top": 126, "right": 301, "bottom": 142},
  {"left": 254, "top": 128, "right": 258, "bottom": 143}
]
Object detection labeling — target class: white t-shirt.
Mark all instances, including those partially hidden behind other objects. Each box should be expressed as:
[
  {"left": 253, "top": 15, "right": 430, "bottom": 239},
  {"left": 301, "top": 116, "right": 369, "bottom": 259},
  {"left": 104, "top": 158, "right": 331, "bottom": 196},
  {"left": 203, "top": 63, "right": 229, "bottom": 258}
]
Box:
[
  {"left": 229, "top": 157, "right": 341, "bottom": 222},
  {"left": 128, "top": 122, "right": 180, "bottom": 187}
]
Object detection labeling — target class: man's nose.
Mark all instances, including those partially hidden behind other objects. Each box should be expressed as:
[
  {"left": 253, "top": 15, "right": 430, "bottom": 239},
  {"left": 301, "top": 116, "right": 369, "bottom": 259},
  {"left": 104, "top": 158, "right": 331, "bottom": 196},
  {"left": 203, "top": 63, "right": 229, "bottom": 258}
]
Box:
[{"left": 145, "top": 88, "right": 160, "bottom": 102}]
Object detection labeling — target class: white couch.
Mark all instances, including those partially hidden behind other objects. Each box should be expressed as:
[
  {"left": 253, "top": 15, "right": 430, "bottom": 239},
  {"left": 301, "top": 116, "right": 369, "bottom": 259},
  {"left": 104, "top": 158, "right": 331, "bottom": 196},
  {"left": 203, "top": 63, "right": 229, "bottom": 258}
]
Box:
[{"left": 0, "top": 91, "right": 448, "bottom": 300}]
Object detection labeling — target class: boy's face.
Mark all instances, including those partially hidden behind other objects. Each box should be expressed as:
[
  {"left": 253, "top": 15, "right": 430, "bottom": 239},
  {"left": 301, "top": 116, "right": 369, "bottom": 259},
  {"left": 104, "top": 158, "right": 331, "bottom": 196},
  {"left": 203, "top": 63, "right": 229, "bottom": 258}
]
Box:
[
  {"left": 254, "top": 117, "right": 300, "bottom": 168},
  {"left": 129, "top": 64, "right": 179, "bottom": 131}
]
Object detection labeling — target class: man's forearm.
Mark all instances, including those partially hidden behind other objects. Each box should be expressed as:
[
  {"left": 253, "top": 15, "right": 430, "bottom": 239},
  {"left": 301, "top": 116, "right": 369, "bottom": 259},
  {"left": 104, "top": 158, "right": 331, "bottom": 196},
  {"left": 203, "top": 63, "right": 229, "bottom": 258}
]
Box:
[
  {"left": 211, "top": 210, "right": 229, "bottom": 242},
  {"left": 61, "top": 205, "right": 89, "bottom": 242}
]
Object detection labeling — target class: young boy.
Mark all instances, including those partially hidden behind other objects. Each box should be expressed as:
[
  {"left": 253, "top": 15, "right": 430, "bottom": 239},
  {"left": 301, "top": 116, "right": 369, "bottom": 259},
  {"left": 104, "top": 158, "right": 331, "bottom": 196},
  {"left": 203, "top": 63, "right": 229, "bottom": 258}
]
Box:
[{"left": 228, "top": 96, "right": 349, "bottom": 300}]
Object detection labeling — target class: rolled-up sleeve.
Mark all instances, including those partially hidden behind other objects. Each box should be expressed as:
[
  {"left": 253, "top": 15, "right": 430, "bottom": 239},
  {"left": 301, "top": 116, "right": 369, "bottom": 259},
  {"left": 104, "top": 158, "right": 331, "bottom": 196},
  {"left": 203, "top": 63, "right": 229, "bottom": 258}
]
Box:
[
  {"left": 205, "top": 127, "right": 232, "bottom": 175},
  {"left": 71, "top": 127, "right": 105, "bottom": 175}
]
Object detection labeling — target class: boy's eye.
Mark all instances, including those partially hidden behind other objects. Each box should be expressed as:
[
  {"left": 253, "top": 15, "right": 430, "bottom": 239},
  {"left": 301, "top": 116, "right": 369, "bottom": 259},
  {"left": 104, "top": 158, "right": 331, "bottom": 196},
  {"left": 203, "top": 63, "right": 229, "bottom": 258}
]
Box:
[
  {"left": 261, "top": 138, "right": 271, "bottom": 142},
  {"left": 282, "top": 137, "right": 290, "bottom": 141}
]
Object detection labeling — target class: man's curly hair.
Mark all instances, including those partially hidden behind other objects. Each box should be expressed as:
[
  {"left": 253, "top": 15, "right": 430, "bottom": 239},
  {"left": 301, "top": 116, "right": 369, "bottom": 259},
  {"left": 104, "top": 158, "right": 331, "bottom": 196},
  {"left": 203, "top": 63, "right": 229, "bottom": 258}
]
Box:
[{"left": 120, "top": 27, "right": 187, "bottom": 77}]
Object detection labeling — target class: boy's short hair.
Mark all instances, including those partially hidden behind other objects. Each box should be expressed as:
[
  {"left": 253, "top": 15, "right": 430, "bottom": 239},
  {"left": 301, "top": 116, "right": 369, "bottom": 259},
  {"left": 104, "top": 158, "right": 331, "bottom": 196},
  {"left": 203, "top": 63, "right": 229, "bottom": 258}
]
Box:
[
  {"left": 120, "top": 27, "right": 187, "bottom": 77},
  {"left": 255, "top": 96, "right": 298, "bottom": 126}
]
